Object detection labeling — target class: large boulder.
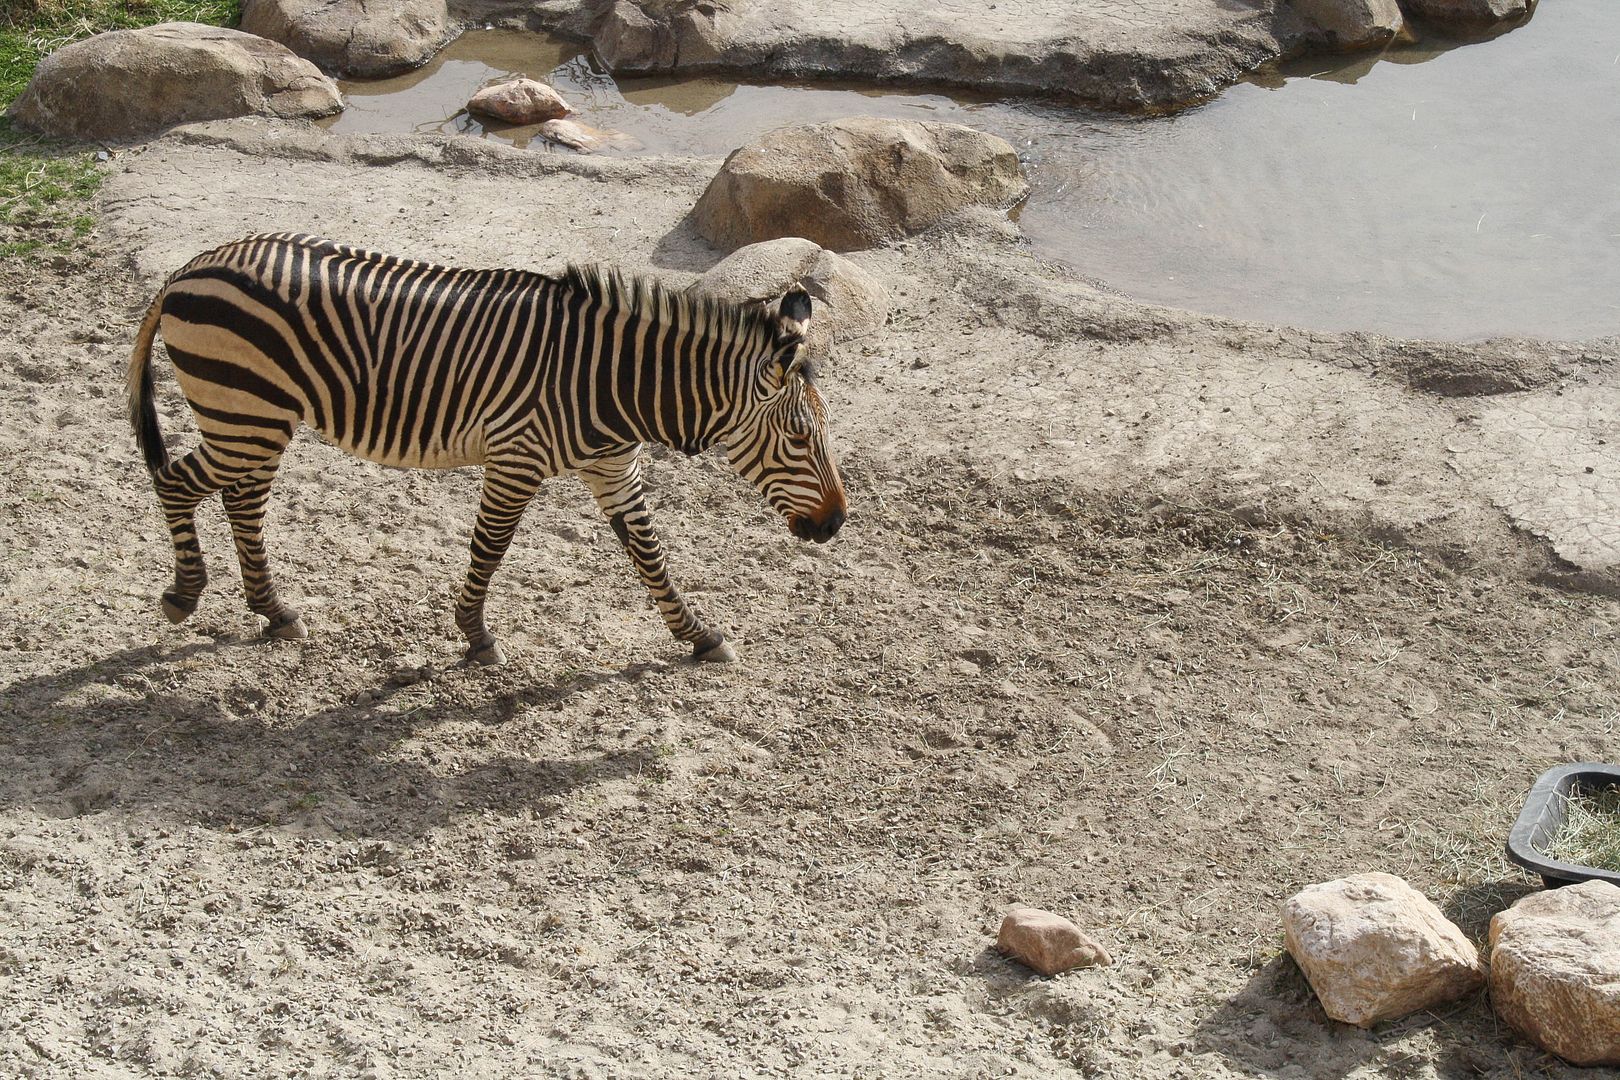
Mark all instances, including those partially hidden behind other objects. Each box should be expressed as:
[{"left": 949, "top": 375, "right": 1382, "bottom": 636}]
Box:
[
  {"left": 241, "top": 0, "right": 449, "bottom": 78},
  {"left": 6, "top": 23, "right": 341, "bottom": 142},
  {"left": 691, "top": 118, "right": 1028, "bottom": 253},
  {"left": 1282, "top": 873, "right": 1484, "bottom": 1027},
  {"left": 1488, "top": 880, "right": 1620, "bottom": 1067},
  {"left": 1399, "top": 0, "right": 1530, "bottom": 25},
  {"left": 1291, "top": 0, "right": 1405, "bottom": 51},
  {"left": 690, "top": 237, "right": 890, "bottom": 360}
]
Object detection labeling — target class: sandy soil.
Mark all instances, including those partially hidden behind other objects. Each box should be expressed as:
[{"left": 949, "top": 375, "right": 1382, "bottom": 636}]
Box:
[{"left": 1, "top": 121, "right": 1617, "bottom": 1078}]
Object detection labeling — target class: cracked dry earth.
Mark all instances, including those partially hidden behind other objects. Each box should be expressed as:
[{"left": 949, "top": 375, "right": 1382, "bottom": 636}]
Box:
[{"left": 1, "top": 127, "right": 1618, "bottom": 1078}]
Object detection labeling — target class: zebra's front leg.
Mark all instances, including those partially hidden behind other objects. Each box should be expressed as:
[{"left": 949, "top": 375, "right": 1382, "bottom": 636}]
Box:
[
  {"left": 456, "top": 458, "right": 544, "bottom": 666},
  {"left": 578, "top": 452, "right": 735, "bottom": 663}
]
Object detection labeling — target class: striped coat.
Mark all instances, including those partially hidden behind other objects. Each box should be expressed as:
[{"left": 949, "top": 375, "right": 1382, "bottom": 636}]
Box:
[{"left": 128, "top": 233, "right": 846, "bottom": 663}]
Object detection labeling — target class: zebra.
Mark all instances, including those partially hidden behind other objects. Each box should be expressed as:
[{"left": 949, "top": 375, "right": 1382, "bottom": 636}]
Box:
[{"left": 125, "top": 232, "right": 846, "bottom": 665}]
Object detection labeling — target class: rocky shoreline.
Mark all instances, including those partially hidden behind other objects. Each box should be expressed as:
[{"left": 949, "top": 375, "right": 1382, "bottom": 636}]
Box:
[{"left": 237, "top": 0, "right": 1535, "bottom": 113}]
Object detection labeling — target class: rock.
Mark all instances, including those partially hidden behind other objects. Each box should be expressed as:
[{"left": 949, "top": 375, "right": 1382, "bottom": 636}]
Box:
[
  {"left": 997, "top": 908, "right": 1112, "bottom": 976},
  {"left": 241, "top": 0, "right": 449, "bottom": 78},
  {"left": 1488, "top": 880, "right": 1620, "bottom": 1067},
  {"left": 1399, "top": 0, "right": 1529, "bottom": 26},
  {"left": 6, "top": 23, "right": 341, "bottom": 142},
  {"left": 1291, "top": 0, "right": 1405, "bottom": 51},
  {"left": 692, "top": 117, "right": 1027, "bottom": 253},
  {"left": 594, "top": 0, "right": 681, "bottom": 69},
  {"left": 690, "top": 238, "right": 890, "bottom": 359},
  {"left": 467, "top": 79, "right": 571, "bottom": 125},
  {"left": 588, "top": 0, "right": 1288, "bottom": 113},
  {"left": 536, "top": 119, "right": 641, "bottom": 153},
  {"left": 1282, "top": 873, "right": 1484, "bottom": 1027}
]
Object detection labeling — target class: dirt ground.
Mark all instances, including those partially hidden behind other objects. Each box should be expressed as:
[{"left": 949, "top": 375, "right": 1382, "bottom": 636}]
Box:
[{"left": 1, "top": 123, "right": 1618, "bottom": 1078}]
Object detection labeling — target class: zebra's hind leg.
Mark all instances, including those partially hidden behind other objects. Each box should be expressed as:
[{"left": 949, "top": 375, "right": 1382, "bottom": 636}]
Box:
[
  {"left": 456, "top": 457, "right": 545, "bottom": 666},
  {"left": 151, "top": 443, "right": 268, "bottom": 624},
  {"left": 222, "top": 462, "right": 305, "bottom": 640},
  {"left": 578, "top": 451, "right": 736, "bottom": 663}
]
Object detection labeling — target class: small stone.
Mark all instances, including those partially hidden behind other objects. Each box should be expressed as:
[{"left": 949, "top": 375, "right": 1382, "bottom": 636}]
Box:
[
  {"left": 1488, "top": 880, "right": 1620, "bottom": 1067},
  {"left": 997, "top": 908, "right": 1112, "bottom": 976},
  {"left": 1282, "top": 873, "right": 1484, "bottom": 1027},
  {"left": 536, "top": 118, "right": 640, "bottom": 153},
  {"left": 466, "top": 78, "right": 570, "bottom": 124}
]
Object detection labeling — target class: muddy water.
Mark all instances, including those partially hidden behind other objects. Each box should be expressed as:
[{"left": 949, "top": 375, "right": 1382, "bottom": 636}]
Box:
[
  {"left": 321, "top": 31, "right": 1016, "bottom": 155},
  {"left": 324, "top": 3, "right": 1620, "bottom": 341}
]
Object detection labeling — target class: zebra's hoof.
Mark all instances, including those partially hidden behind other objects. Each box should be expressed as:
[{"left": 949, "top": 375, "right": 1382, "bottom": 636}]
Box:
[
  {"left": 264, "top": 614, "right": 308, "bottom": 640},
  {"left": 693, "top": 638, "right": 737, "bottom": 664},
  {"left": 160, "top": 591, "right": 197, "bottom": 624},
  {"left": 466, "top": 641, "right": 506, "bottom": 667}
]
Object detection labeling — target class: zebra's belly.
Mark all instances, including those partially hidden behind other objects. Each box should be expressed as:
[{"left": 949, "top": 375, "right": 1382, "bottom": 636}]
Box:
[{"left": 314, "top": 425, "right": 489, "bottom": 471}]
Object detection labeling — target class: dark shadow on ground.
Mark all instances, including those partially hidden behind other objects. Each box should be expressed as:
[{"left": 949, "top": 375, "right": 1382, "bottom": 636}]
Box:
[
  {"left": 1191, "top": 953, "right": 1486, "bottom": 1079},
  {"left": 1443, "top": 878, "right": 1538, "bottom": 943},
  {"left": 1190, "top": 950, "right": 1579, "bottom": 1079},
  {"left": 650, "top": 210, "right": 725, "bottom": 276},
  {"left": 0, "top": 641, "right": 668, "bottom": 842}
]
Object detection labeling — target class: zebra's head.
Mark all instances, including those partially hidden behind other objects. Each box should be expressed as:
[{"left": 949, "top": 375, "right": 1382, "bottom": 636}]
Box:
[{"left": 724, "top": 287, "right": 847, "bottom": 545}]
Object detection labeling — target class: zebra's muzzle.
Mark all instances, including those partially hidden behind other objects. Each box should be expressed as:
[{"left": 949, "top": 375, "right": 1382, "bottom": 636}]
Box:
[{"left": 790, "top": 504, "right": 845, "bottom": 545}]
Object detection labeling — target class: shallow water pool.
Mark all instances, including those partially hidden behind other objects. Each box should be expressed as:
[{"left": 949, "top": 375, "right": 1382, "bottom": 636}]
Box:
[{"left": 323, "top": 3, "right": 1620, "bottom": 342}]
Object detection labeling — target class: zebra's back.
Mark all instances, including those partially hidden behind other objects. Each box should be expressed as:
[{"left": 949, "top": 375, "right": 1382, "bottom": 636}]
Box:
[{"left": 158, "top": 233, "right": 558, "bottom": 469}]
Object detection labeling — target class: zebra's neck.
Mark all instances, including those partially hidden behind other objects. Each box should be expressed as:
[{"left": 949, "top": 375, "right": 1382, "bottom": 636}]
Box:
[{"left": 557, "top": 285, "right": 765, "bottom": 458}]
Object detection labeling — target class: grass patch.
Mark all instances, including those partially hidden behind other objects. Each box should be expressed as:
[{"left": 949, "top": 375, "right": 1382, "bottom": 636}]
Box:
[
  {"left": 0, "top": 118, "right": 105, "bottom": 254},
  {"left": 1543, "top": 785, "right": 1620, "bottom": 873},
  {"left": 0, "top": 0, "right": 239, "bottom": 256},
  {"left": 2, "top": 0, "right": 241, "bottom": 105}
]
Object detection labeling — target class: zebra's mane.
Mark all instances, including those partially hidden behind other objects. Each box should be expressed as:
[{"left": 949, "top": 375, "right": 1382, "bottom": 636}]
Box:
[{"left": 561, "top": 263, "right": 778, "bottom": 346}]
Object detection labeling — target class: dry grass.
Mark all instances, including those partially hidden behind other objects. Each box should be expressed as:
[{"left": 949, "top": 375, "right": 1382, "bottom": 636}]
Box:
[{"left": 1544, "top": 785, "right": 1620, "bottom": 873}]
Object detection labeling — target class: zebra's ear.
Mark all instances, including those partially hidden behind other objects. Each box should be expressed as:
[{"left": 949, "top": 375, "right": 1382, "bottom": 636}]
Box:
[{"left": 776, "top": 285, "right": 812, "bottom": 342}]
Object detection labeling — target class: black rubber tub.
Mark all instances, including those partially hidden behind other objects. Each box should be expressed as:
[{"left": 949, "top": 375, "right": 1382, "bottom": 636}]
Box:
[{"left": 1505, "top": 763, "right": 1620, "bottom": 889}]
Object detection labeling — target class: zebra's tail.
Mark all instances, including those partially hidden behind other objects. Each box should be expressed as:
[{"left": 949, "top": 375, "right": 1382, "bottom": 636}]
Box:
[{"left": 126, "top": 291, "right": 169, "bottom": 476}]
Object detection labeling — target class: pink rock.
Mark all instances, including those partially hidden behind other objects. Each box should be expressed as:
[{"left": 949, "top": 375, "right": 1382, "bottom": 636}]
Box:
[
  {"left": 1489, "top": 880, "right": 1620, "bottom": 1067},
  {"left": 536, "top": 118, "right": 641, "bottom": 154},
  {"left": 1283, "top": 873, "right": 1484, "bottom": 1028},
  {"left": 997, "top": 908, "right": 1112, "bottom": 976},
  {"left": 466, "top": 78, "right": 570, "bottom": 124}
]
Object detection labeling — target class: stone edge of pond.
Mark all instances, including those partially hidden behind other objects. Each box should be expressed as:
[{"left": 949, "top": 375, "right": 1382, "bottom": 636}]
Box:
[
  {"left": 251, "top": 0, "right": 1366, "bottom": 113},
  {"left": 151, "top": 116, "right": 713, "bottom": 182},
  {"left": 421, "top": 0, "right": 1536, "bottom": 113}
]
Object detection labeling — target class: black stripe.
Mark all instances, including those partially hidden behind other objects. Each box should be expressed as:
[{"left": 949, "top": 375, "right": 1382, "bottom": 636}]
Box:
[{"left": 165, "top": 343, "right": 303, "bottom": 416}]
